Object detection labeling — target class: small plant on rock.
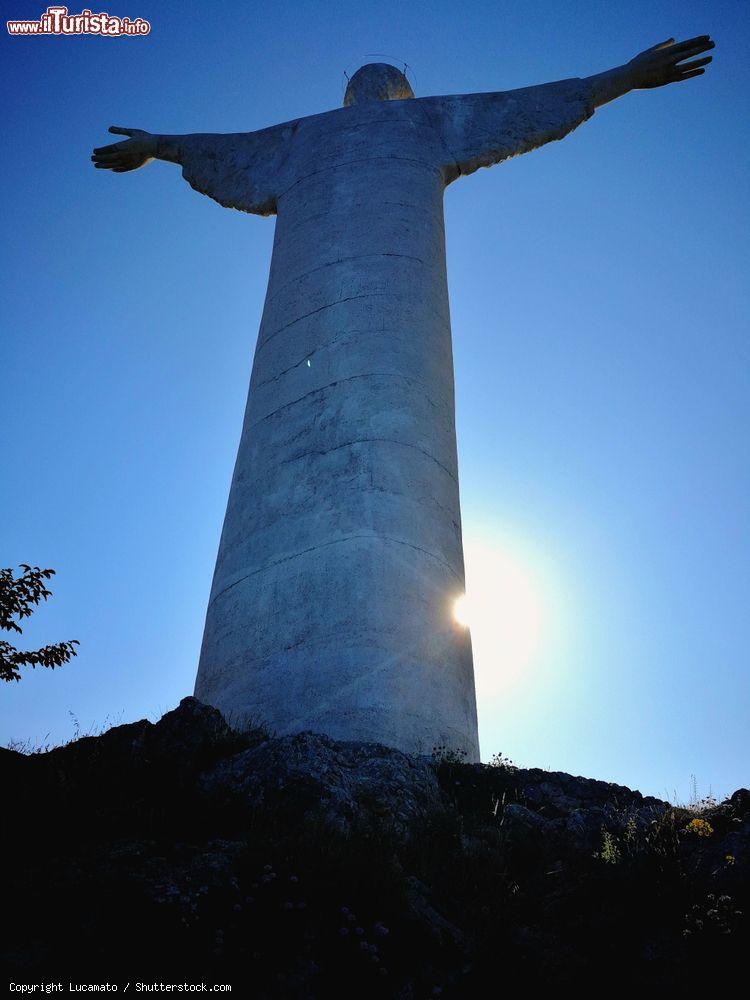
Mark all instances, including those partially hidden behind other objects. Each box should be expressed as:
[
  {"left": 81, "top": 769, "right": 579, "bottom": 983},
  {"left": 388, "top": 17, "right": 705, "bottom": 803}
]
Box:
[
  {"left": 488, "top": 751, "right": 517, "bottom": 772},
  {"left": 594, "top": 829, "right": 621, "bottom": 864},
  {"left": 431, "top": 744, "right": 468, "bottom": 766},
  {"left": 683, "top": 818, "right": 714, "bottom": 838},
  {"left": 684, "top": 893, "right": 743, "bottom": 938}
]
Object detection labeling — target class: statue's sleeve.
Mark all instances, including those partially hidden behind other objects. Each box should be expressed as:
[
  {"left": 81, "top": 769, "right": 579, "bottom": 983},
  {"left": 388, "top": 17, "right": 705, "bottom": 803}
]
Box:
[
  {"left": 176, "top": 120, "right": 298, "bottom": 216},
  {"left": 420, "top": 77, "right": 596, "bottom": 181}
]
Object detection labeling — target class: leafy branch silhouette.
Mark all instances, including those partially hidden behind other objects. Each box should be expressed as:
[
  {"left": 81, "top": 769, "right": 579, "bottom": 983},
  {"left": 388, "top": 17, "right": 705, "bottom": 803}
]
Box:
[{"left": 1, "top": 565, "right": 79, "bottom": 683}]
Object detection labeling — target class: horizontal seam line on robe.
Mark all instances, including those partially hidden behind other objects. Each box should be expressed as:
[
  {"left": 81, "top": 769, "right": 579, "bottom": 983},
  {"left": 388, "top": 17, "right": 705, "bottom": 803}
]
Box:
[
  {"left": 263, "top": 252, "right": 425, "bottom": 308},
  {"left": 232, "top": 455, "right": 457, "bottom": 525},
  {"left": 246, "top": 372, "right": 457, "bottom": 452},
  {"left": 257, "top": 294, "right": 371, "bottom": 352},
  {"left": 208, "top": 532, "right": 463, "bottom": 609},
  {"left": 257, "top": 290, "right": 451, "bottom": 354},
  {"left": 254, "top": 346, "right": 449, "bottom": 413},
  {"left": 252, "top": 327, "right": 371, "bottom": 389},
  {"left": 276, "top": 155, "right": 441, "bottom": 201},
  {"left": 273, "top": 436, "right": 457, "bottom": 477},
  {"left": 252, "top": 329, "right": 450, "bottom": 399}
]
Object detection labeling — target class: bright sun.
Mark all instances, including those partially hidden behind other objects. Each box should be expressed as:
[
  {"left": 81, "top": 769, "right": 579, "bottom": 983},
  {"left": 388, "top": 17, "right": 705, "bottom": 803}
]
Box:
[
  {"left": 453, "top": 593, "right": 472, "bottom": 627},
  {"left": 453, "top": 537, "right": 551, "bottom": 696}
]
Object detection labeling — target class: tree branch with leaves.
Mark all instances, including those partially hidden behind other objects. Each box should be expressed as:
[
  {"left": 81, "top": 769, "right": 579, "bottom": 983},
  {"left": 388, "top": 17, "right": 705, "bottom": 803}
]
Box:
[{"left": 0, "top": 565, "right": 79, "bottom": 683}]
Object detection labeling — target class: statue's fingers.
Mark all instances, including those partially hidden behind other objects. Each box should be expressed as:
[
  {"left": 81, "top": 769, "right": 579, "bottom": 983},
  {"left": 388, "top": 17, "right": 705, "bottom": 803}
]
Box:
[
  {"left": 668, "top": 68, "right": 706, "bottom": 83},
  {"left": 675, "top": 56, "right": 712, "bottom": 73},
  {"left": 673, "top": 41, "right": 715, "bottom": 63},
  {"left": 108, "top": 125, "right": 135, "bottom": 136},
  {"left": 669, "top": 36, "right": 713, "bottom": 57}
]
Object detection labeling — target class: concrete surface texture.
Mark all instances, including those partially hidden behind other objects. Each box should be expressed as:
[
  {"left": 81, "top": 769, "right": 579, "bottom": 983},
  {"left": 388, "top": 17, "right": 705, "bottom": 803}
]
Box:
[{"left": 182, "top": 66, "right": 597, "bottom": 761}]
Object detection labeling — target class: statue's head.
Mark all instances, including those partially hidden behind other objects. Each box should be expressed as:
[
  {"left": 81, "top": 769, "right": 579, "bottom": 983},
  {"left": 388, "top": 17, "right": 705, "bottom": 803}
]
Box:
[{"left": 343, "top": 63, "right": 415, "bottom": 106}]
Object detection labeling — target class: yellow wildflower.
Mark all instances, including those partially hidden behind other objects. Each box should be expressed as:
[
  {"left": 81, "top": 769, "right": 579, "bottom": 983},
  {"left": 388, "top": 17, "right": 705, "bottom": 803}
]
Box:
[{"left": 684, "top": 818, "right": 714, "bottom": 838}]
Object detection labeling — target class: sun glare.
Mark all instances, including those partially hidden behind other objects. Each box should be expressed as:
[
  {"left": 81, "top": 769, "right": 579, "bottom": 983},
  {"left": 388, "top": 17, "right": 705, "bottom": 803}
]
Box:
[
  {"left": 453, "top": 593, "right": 471, "bottom": 627},
  {"left": 454, "top": 537, "right": 557, "bottom": 696}
]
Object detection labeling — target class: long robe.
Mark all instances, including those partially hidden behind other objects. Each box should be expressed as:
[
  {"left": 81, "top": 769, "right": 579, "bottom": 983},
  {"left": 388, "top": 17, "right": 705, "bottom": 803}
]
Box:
[{"left": 188, "top": 78, "right": 596, "bottom": 758}]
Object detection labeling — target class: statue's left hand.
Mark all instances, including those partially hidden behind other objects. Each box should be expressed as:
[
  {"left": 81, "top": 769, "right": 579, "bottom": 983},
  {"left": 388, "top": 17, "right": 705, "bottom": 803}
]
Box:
[
  {"left": 91, "top": 126, "right": 158, "bottom": 172},
  {"left": 626, "top": 35, "right": 715, "bottom": 90}
]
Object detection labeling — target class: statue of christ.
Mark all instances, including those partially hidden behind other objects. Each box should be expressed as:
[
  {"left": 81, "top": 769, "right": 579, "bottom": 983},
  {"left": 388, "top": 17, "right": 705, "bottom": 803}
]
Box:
[{"left": 93, "top": 36, "right": 714, "bottom": 759}]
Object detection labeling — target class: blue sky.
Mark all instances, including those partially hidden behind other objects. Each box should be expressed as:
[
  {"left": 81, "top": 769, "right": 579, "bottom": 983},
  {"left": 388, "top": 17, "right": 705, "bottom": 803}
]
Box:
[{"left": 1, "top": 0, "right": 747, "bottom": 800}]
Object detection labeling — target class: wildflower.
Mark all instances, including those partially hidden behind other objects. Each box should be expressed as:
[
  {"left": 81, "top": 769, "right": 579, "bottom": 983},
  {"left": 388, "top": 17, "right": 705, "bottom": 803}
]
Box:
[{"left": 683, "top": 818, "right": 714, "bottom": 837}]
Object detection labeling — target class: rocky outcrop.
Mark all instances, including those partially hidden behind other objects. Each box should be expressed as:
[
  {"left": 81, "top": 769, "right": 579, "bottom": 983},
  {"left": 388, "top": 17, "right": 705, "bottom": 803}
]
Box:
[
  {"left": 2, "top": 698, "right": 747, "bottom": 992},
  {"left": 199, "top": 730, "right": 443, "bottom": 836}
]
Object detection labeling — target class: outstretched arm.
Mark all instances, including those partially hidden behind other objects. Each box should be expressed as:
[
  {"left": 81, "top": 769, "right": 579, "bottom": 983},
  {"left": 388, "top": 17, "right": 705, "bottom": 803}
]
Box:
[
  {"left": 91, "top": 122, "right": 297, "bottom": 215},
  {"left": 425, "top": 33, "right": 714, "bottom": 181},
  {"left": 587, "top": 35, "right": 714, "bottom": 109}
]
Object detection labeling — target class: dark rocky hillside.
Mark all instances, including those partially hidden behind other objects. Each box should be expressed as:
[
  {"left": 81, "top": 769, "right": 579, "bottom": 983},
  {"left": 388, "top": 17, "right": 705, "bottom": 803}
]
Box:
[{"left": 2, "top": 698, "right": 747, "bottom": 993}]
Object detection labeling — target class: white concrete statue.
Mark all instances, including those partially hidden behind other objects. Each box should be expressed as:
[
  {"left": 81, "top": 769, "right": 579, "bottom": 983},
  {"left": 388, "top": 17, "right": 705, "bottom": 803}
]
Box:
[{"left": 93, "top": 37, "right": 714, "bottom": 760}]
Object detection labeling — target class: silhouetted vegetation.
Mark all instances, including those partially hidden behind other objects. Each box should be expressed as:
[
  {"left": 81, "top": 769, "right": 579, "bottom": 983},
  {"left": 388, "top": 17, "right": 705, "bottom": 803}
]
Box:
[
  {"left": 0, "top": 564, "right": 78, "bottom": 682},
  {"left": 2, "top": 698, "right": 747, "bottom": 991}
]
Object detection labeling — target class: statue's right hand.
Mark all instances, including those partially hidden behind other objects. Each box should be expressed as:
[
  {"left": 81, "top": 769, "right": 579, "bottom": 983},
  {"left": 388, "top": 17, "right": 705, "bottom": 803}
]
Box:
[{"left": 91, "top": 126, "right": 157, "bottom": 172}]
